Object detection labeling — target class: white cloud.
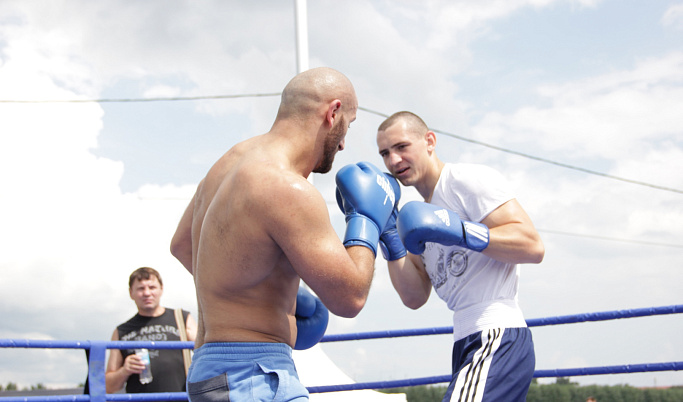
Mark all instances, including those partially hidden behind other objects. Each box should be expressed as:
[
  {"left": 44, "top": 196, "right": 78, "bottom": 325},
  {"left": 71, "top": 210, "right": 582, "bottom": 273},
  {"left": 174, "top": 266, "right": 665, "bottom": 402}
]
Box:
[
  {"left": 0, "top": 12, "right": 198, "bottom": 387},
  {"left": 471, "top": 52, "right": 683, "bottom": 164},
  {"left": 142, "top": 85, "right": 182, "bottom": 99},
  {"left": 662, "top": 3, "right": 683, "bottom": 30}
]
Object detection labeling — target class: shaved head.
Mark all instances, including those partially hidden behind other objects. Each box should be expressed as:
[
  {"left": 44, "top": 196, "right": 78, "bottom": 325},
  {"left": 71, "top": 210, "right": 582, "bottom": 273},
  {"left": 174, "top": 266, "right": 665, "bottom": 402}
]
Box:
[
  {"left": 277, "top": 67, "right": 357, "bottom": 121},
  {"left": 378, "top": 111, "right": 429, "bottom": 138}
]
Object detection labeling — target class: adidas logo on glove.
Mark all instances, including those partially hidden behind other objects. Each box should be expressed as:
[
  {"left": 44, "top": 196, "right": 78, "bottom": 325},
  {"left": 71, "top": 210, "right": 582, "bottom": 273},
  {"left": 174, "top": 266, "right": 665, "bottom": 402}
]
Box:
[
  {"left": 376, "top": 174, "right": 396, "bottom": 206},
  {"left": 398, "top": 201, "right": 490, "bottom": 254},
  {"left": 434, "top": 209, "right": 450, "bottom": 226}
]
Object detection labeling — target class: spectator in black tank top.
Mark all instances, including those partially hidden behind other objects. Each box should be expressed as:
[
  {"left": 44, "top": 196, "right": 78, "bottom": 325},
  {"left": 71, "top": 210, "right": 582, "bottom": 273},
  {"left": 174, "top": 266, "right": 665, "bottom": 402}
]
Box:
[{"left": 105, "top": 267, "right": 197, "bottom": 395}]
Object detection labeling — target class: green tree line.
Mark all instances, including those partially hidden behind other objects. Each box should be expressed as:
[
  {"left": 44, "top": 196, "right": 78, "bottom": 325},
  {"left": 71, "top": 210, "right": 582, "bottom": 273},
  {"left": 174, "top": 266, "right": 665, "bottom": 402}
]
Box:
[
  {"left": 3, "top": 379, "right": 683, "bottom": 401},
  {"left": 0, "top": 382, "right": 45, "bottom": 391},
  {"left": 380, "top": 378, "right": 683, "bottom": 402}
]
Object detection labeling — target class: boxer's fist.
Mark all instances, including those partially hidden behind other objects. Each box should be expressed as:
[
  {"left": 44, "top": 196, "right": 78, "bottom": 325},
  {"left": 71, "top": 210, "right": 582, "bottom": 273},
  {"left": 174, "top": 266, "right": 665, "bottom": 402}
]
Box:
[
  {"left": 397, "top": 201, "right": 489, "bottom": 254},
  {"left": 294, "top": 287, "right": 329, "bottom": 350},
  {"left": 335, "top": 162, "right": 396, "bottom": 255}
]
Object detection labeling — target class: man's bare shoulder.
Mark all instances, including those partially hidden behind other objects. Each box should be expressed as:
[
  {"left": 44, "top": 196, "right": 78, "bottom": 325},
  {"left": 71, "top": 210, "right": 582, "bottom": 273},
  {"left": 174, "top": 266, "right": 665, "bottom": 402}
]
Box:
[
  {"left": 200, "top": 136, "right": 328, "bottom": 226},
  {"left": 245, "top": 165, "right": 321, "bottom": 206}
]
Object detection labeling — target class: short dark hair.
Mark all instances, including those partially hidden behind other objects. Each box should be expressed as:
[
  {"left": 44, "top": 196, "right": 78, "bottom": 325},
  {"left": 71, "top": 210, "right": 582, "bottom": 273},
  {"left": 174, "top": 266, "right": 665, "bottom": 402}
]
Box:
[
  {"left": 129, "top": 267, "right": 163, "bottom": 289},
  {"left": 378, "top": 111, "right": 428, "bottom": 134}
]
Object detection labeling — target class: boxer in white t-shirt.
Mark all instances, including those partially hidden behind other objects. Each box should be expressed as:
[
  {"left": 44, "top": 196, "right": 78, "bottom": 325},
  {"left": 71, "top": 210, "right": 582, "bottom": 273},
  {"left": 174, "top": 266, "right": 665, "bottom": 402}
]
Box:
[{"left": 376, "top": 111, "right": 545, "bottom": 402}]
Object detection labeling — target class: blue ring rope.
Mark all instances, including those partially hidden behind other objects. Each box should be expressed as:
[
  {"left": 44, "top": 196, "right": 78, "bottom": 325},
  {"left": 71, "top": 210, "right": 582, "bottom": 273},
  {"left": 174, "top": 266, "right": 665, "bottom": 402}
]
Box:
[
  {"left": 2, "top": 360, "right": 683, "bottom": 402},
  {"left": 321, "top": 304, "right": 683, "bottom": 342},
  {"left": 0, "top": 340, "right": 196, "bottom": 350},
  {"left": 0, "top": 303, "right": 681, "bottom": 400}
]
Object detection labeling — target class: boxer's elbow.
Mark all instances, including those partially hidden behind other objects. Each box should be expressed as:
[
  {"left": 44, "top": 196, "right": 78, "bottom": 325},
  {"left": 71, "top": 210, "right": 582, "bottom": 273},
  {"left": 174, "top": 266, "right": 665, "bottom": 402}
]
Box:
[
  {"left": 170, "top": 241, "right": 193, "bottom": 274},
  {"left": 527, "top": 239, "right": 545, "bottom": 264},
  {"left": 328, "top": 293, "right": 368, "bottom": 318},
  {"left": 170, "top": 240, "right": 185, "bottom": 260},
  {"left": 401, "top": 294, "right": 428, "bottom": 310}
]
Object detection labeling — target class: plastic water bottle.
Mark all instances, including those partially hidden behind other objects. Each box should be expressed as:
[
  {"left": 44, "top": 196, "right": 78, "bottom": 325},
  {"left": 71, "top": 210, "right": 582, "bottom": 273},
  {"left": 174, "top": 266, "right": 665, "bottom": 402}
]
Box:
[{"left": 135, "top": 348, "right": 153, "bottom": 384}]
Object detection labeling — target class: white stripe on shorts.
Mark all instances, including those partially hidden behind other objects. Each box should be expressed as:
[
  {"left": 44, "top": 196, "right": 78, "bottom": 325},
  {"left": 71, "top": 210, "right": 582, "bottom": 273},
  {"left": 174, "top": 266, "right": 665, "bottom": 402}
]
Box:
[{"left": 449, "top": 328, "right": 505, "bottom": 402}]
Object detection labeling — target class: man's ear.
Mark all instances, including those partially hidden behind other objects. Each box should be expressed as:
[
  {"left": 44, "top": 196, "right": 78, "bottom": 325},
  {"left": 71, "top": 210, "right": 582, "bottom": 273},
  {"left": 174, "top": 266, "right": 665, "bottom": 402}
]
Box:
[
  {"left": 325, "top": 99, "right": 342, "bottom": 128},
  {"left": 425, "top": 130, "right": 437, "bottom": 152}
]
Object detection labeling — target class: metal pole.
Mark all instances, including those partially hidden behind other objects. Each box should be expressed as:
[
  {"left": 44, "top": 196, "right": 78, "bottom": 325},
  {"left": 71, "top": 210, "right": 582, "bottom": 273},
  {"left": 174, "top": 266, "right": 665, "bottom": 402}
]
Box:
[
  {"left": 294, "top": 0, "right": 309, "bottom": 74},
  {"left": 294, "top": 0, "right": 314, "bottom": 184}
]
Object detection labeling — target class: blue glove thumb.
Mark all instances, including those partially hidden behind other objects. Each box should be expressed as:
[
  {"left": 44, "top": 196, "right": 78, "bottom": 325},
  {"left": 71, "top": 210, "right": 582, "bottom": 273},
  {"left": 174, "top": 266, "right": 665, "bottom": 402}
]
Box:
[
  {"left": 294, "top": 287, "right": 329, "bottom": 350},
  {"left": 379, "top": 173, "right": 406, "bottom": 261}
]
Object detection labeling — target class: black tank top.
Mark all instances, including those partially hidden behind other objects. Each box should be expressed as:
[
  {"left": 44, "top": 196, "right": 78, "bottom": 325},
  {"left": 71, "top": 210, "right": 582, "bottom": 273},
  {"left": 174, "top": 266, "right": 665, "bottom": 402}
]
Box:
[{"left": 117, "top": 308, "right": 190, "bottom": 394}]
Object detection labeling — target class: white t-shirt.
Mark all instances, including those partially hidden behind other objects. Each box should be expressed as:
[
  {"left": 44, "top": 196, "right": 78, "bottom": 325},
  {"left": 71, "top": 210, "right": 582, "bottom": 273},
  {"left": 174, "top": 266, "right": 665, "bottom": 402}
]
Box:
[{"left": 421, "top": 163, "right": 527, "bottom": 341}]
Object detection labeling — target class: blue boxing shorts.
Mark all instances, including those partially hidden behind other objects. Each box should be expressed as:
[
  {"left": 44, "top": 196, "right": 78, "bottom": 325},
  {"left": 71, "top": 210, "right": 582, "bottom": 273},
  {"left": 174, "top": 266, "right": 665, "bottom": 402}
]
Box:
[
  {"left": 186, "top": 342, "right": 309, "bottom": 402},
  {"left": 442, "top": 327, "right": 535, "bottom": 402}
]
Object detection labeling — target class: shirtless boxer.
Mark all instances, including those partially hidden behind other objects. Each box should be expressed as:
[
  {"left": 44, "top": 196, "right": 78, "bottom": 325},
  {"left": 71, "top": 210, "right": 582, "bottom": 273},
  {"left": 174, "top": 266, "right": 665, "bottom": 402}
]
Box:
[{"left": 170, "top": 67, "right": 394, "bottom": 401}]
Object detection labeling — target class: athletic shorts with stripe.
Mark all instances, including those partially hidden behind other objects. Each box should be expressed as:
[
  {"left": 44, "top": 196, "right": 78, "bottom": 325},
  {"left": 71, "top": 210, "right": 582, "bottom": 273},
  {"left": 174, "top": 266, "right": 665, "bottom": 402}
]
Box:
[
  {"left": 186, "top": 342, "right": 309, "bottom": 402},
  {"left": 442, "top": 327, "right": 535, "bottom": 402}
]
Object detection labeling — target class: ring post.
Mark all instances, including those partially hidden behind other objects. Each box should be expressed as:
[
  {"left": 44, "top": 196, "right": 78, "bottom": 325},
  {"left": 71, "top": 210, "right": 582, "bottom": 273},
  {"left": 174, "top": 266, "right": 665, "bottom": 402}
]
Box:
[{"left": 87, "top": 341, "right": 107, "bottom": 402}]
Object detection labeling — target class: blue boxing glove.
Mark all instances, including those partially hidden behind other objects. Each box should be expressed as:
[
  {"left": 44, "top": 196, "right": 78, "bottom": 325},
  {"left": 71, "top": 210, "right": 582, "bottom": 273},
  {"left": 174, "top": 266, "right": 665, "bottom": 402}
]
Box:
[
  {"left": 335, "top": 162, "right": 396, "bottom": 256},
  {"left": 397, "top": 201, "right": 490, "bottom": 255},
  {"left": 294, "top": 287, "right": 329, "bottom": 350},
  {"left": 378, "top": 173, "right": 406, "bottom": 261}
]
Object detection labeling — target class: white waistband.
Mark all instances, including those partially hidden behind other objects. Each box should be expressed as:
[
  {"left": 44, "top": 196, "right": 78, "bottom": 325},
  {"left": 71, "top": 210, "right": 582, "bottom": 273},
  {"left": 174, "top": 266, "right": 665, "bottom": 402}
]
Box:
[{"left": 452, "top": 299, "right": 527, "bottom": 341}]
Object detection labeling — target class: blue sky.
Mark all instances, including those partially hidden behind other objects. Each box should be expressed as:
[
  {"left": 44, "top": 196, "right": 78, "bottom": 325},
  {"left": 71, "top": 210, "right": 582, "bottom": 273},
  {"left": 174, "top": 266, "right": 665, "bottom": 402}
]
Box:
[{"left": 1, "top": 0, "right": 683, "bottom": 391}]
